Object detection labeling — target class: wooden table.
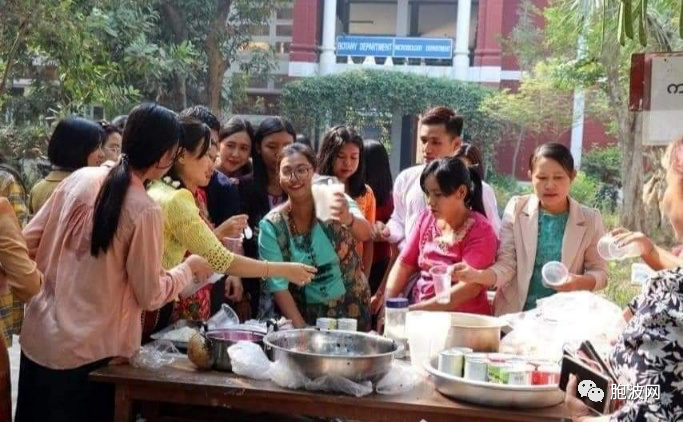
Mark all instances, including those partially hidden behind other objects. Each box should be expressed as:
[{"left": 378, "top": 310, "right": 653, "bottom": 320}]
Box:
[{"left": 91, "top": 359, "right": 570, "bottom": 422}]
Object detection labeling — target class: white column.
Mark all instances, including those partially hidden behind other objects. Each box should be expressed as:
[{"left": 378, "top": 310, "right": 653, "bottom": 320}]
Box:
[
  {"left": 396, "top": 0, "right": 410, "bottom": 36},
  {"left": 453, "top": 0, "right": 472, "bottom": 81},
  {"left": 320, "top": 0, "right": 338, "bottom": 75}
]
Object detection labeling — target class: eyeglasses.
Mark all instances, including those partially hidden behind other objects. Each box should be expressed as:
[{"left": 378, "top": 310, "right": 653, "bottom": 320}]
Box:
[
  {"left": 281, "top": 166, "right": 312, "bottom": 181},
  {"left": 105, "top": 145, "right": 121, "bottom": 154}
]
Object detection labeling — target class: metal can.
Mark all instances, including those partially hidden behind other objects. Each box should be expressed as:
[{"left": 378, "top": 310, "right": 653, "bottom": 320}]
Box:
[
  {"left": 487, "top": 361, "right": 511, "bottom": 384},
  {"left": 438, "top": 349, "right": 465, "bottom": 377},
  {"left": 507, "top": 364, "right": 534, "bottom": 385},
  {"left": 463, "top": 353, "right": 488, "bottom": 382},
  {"left": 316, "top": 318, "right": 337, "bottom": 330},
  {"left": 337, "top": 318, "right": 357, "bottom": 331},
  {"left": 507, "top": 357, "right": 528, "bottom": 366},
  {"left": 528, "top": 359, "right": 556, "bottom": 369},
  {"left": 487, "top": 353, "right": 513, "bottom": 363},
  {"left": 532, "top": 364, "right": 561, "bottom": 385},
  {"left": 449, "top": 347, "right": 473, "bottom": 355}
]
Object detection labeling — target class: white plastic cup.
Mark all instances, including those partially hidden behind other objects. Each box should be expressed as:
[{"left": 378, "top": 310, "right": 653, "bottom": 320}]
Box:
[
  {"left": 430, "top": 265, "right": 451, "bottom": 304},
  {"left": 316, "top": 318, "right": 337, "bottom": 330},
  {"left": 179, "top": 273, "right": 223, "bottom": 299},
  {"left": 337, "top": 318, "right": 357, "bottom": 331},
  {"left": 597, "top": 235, "right": 642, "bottom": 261},
  {"left": 223, "top": 235, "right": 244, "bottom": 255},
  {"left": 312, "top": 181, "right": 345, "bottom": 222},
  {"left": 541, "top": 261, "right": 568, "bottom": 288}
]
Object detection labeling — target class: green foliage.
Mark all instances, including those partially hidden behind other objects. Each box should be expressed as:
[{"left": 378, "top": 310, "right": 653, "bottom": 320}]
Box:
[
  {"left": 488, "top": 170, "right": 533, "bottom": 212},
  {"left": 0, "top": 124, "right": 49, "bottom": 158},
  {"left": 569, "top": 171, "right": 599, "bottom": 205},
  {"left": 0, "top": 0, "right": 282, "bottom": 121},
  {"left": 280, "top": 69, "right": 500, "bottom": 158},
  {"left": 582, "top": 145, "right": 622, "bottom": 184},
  {"left": 581, "top": 146, "right": 622, "bottom": 213},
  {"left": 600, "top": 259, "right": 640, "bottom": 308},
  {"left": 480, "top": 61, "right": 575, "bottom": 138}
]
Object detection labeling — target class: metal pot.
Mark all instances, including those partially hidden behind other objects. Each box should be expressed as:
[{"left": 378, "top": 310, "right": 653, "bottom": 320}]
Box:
[
  {"left": 206, "top": 329, "right": 265, "bottom": 371},
  {"left": 264, "top": 329, "right": 402, "bottom": 382},
  {"left": 445, "top": 312, "right": 508, "bottom": 353}
]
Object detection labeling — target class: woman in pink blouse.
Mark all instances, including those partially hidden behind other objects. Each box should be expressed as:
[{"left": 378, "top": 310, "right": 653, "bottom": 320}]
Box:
[
  {"left": 384, "top": 157, "right": 497, "bottom": 315},
  {"left": 15, "top": 103, "right": 213, "bottom": 422}
]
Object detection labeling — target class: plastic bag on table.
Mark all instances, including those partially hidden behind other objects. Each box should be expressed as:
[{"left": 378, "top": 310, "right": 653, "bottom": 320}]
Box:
[
  {"left": 227, "top": 341, "right": 271, "bottom": 380},
  {"left": 206, "top": 303, "right": 240, "bottom": 330},
  {"left": 499, "top": 291, "right": 626, "bottom": 361},
  {"left": 131, "top": 340, "right": 181, "bottom": 369},
  {"left": 305, "top": 376, "right": 373, "bottom": 398},
  {"left": 376, "top": 361, "right": 424, "bottom": 395},
  {"left": 269, "top": 360, "right": 309, "bottom": 389}
]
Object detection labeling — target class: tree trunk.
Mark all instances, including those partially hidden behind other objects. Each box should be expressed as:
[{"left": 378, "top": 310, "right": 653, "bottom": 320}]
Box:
[
  {"left": 511, "top": 126, "right": 525, "bottom": 179},
  {"left": 202, "top": 0, "right": 232, "bottom": 114},
  {"left": 619, "top": 113, "right": 644, "bottom": 230},
  {"left": 206, "top": 49, "right": 228, "bottom": 114},
  {"left": 0, "top": 13, "right": 32, "bottom": 97},
  {"left": 160, "top": 2, "right": 189, "bottom": 109},
  {"left": 601, "top": 36, "right": 644, "bottom": 230}
]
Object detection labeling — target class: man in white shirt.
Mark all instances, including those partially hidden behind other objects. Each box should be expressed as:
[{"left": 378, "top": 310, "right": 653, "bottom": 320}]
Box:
[{"left": 375, "top": 106, "right": 465, "bottom": 248}]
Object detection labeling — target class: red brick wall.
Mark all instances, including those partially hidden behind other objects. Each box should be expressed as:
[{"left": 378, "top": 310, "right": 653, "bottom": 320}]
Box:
[{"left": 492, "top": 118, "right": 617, "bottom": 181}]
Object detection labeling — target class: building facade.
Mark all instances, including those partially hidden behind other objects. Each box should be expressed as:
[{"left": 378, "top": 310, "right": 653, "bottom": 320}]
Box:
[{"left": 236, "top": 0, "right": 614, "bottom": 180}]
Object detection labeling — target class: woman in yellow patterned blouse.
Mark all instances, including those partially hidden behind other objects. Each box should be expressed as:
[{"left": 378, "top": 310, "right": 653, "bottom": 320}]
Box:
[{"left": 145, "top": 118, "right": 316, "bottom": 331}]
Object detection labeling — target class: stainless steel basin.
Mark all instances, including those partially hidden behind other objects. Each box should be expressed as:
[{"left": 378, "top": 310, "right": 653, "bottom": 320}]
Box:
[{"left": 264, "top": 329, "right": 402, "bottom": 382}]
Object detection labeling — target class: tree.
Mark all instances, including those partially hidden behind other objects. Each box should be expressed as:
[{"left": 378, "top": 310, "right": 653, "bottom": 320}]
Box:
[
  {"left": 543, "top": 0, "right": 681, "bottom": 231},
  {"left": 1, "top": 0, "right": 283, "bottom": 119},
  {"left": 0, "top": 0, "right": 169, "bottom": 117},
  {"left": 479, "top": 61, "right": 577, "bottom": 177},
  {"left": 156, "top": 0, "right": 287, "bottom": 113}
]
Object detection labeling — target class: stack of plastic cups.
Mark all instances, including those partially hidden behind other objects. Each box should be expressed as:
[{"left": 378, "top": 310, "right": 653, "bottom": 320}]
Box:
[{"left": 597, "top": 235, "right": 642, "bottom": 261}]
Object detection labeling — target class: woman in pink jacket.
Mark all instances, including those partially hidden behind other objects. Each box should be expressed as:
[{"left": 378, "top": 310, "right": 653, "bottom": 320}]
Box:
[{"left": 16, "top": 104, "right": 213, "bottom": 422}]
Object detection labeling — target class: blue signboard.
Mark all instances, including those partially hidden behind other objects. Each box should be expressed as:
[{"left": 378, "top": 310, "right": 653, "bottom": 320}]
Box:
[{"left": 336, "top": 36, "right": 453, "bottom": 59}]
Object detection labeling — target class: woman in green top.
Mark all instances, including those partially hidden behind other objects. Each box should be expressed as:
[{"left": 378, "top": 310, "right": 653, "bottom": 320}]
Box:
[
  {"left": 142, "top": 119, "right": 316, "bottom": 337},
  {"left": 451, "top": 143, "right": 608, "bottom": 315},
  {"left": 259, "top": 144, "right": 374, "bottom": 330}
]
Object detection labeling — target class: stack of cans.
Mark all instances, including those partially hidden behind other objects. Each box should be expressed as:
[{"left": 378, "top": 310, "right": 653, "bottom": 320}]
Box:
[{"left": 438, "top": 350, "right": 561, "bottom": 386}]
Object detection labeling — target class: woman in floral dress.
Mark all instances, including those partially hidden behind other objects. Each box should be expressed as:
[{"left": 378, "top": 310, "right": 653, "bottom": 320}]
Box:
[
  {"left": 258, "top": 144, "right": 374, "bottom": 331},
  {"left": 566, "top": 138, "right": 683, "bottom": 421}
]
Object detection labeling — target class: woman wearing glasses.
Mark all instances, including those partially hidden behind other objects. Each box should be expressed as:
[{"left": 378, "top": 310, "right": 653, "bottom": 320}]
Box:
[
  {"left": 99, "top": 121, "right": 123, "bottom": 162},
  {"left": 143, "top": 119, "right": 317, "bottom": 336},
  {"left": 258, "top": 144, "right": 373, "bottom": 331}
]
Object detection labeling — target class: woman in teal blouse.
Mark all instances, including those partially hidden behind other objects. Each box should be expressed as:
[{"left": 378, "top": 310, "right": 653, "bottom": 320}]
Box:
[
  {"left": 452, "top": 143, "right": 608, "bottom": 315},
  {"left": 259, "top": 144, "right": 374, "bottom": 330},
  {"left": 525, "top": 208, "right": 570, "bottom": 309}
]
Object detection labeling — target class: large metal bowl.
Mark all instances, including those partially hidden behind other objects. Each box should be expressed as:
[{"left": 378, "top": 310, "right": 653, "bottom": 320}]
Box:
[
  {"left": 424, "top": 358, "right": 565, "bottom": 408},
  {"left": 264, "top": 329, "right": 402, "bottom": 382},
  {"left": 446, "top": 312, "right": 508, "bottom": 352}
]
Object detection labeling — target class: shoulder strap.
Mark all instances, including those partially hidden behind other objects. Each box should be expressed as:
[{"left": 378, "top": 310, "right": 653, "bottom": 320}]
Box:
[{"left": 264, "top": 211, "right": 307, "bottom": 312}]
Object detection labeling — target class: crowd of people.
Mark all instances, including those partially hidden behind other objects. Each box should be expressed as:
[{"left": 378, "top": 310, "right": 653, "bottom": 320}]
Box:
[{"left": 0, "top": 102, "right": 680, "bottom": 421}]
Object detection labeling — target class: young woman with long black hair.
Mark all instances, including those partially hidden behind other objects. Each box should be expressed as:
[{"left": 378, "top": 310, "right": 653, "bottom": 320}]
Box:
[
  {"left": 239, "top": 117, "right": 296, "bottom": 318},
  {"left": 384, "top": 157, "right": 497, "bottom": 314},
  {"left": 15, "top": 103, "right": 214, "bottom": 422}
]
